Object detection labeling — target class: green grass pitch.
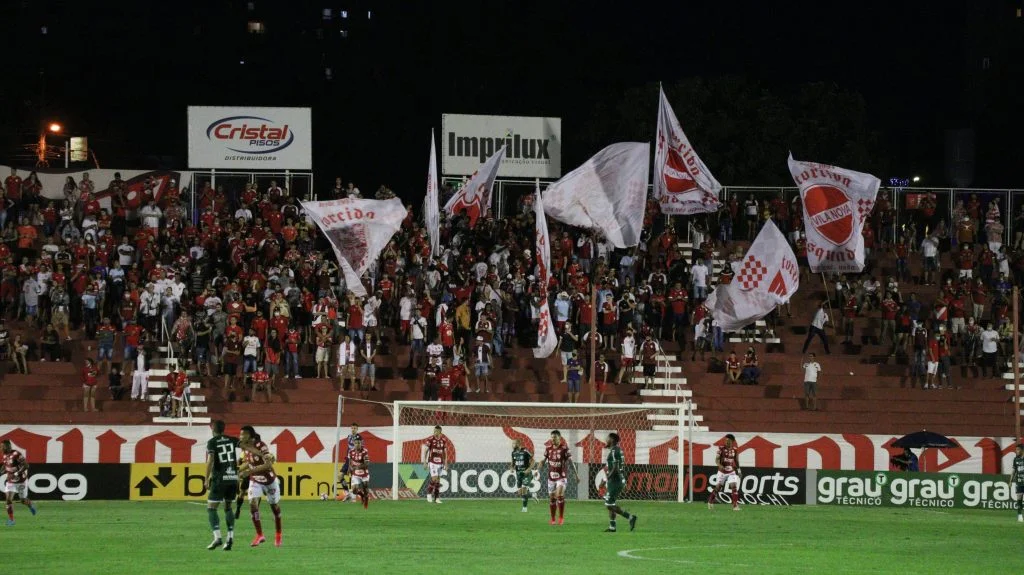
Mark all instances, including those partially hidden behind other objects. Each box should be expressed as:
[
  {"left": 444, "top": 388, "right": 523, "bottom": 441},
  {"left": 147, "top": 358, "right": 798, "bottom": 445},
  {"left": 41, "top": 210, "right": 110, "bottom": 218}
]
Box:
[{"left": 5, "top": 500, "right": 1024, "bottom": 573}]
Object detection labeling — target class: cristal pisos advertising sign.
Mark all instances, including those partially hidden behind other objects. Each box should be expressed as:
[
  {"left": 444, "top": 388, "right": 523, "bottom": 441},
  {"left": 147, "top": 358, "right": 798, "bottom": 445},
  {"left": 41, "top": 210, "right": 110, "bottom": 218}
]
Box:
[{"left": 187, "top": 106, "right": 312, "bottom": 170}]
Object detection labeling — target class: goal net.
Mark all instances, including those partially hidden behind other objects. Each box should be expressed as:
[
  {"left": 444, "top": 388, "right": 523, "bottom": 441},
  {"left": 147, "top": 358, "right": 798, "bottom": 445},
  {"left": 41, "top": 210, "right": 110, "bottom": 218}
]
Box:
[{"left": 389, "top": 401, "right": 696, "bottom": 502}]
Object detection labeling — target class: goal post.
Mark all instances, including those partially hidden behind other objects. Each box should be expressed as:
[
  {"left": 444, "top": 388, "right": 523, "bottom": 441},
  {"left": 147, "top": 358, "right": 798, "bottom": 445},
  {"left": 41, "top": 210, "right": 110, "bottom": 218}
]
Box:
[{"left": 390, "top": 401, "right": 695, "bottom": 503}]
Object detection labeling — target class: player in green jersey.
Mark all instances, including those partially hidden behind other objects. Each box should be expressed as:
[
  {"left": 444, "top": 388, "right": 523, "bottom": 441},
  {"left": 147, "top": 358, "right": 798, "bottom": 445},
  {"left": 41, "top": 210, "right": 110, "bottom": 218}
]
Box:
[
  {"left": 599, "top": 432, "right": 637, "bottom": 532},
  {"left": 1010, "top": 444, "right": 1024, "bottom": 522},
  {"left": 509, "top": 439, "right": 535, "bottom": 512},
  {"left": 204, "top": 420, "right": 240, "bottom": 550}
]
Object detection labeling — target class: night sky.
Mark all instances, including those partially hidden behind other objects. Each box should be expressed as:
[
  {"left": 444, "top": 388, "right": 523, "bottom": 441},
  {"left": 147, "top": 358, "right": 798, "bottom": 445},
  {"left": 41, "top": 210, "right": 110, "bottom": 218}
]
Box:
[{"left": 1, "top": 0, "right": 1020, "bottom": 196}]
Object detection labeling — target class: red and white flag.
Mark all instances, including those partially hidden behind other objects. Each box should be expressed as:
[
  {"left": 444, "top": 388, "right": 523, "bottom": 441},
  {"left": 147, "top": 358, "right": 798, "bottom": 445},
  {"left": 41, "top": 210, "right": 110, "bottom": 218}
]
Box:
[
  {"left": 789, "top": 154, "right": 880, "bottom": 274},
  {"left": 443, "top": 144, "right": 505, "bottom": 228},
  {"left": 533, "top": 185, "right": 557, "bottom": 358},
  {"left": 705, "top": 220, "right": 799, "bottom": 332},
  {"left": 424, "top": 130, "right": 441, "bottom": 257},
  {"left": 654, "top": 86, "right": 722, "bottom": 215},
  {"left": 542, "top": 142, "right": 650, "bottom": 249},
  {"left": 301, "top": 198, "right": 408, "bottom": 297}
]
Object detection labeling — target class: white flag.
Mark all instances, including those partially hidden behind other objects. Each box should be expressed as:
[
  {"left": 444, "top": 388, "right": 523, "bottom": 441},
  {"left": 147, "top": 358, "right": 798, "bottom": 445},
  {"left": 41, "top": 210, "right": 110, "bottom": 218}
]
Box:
[
  {"left": 443, "top": 144, "right": 505, "bottom": 228},
  {"left": 706, "top": 220, "right": 799, "bottom": 332},
  {"left": 301, "top": 198, "right": 408, "bottom": 297},
  {"left": 533, "top": 186, "right": 558, "bottom": 358},
  {"left": 542, "top": 142, "right": 650, "bottom": 249},
  {"left": 654, "top": 86, "right": 722, "bottom": 215},
  {"left": 789, "top": 154, "right": 880, "bottom": 274},
  {"left": 424, "top": 130, "right": 441, "bottom": 257}
]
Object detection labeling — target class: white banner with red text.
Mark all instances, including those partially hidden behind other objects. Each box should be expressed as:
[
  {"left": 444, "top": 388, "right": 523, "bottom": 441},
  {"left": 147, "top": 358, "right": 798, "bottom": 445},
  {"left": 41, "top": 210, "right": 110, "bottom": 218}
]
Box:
[
  {"left": 0, "top": 425, "right": 1017, "bottom": 474},
  {"left": 0, "top": 165, "right": 194, "bottom": 210}
]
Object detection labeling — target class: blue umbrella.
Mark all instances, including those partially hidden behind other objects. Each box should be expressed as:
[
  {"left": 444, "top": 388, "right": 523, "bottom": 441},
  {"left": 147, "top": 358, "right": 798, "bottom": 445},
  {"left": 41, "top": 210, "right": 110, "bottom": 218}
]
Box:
[{"left": 892, "top": 431, "right": 958, "bottom": 449}]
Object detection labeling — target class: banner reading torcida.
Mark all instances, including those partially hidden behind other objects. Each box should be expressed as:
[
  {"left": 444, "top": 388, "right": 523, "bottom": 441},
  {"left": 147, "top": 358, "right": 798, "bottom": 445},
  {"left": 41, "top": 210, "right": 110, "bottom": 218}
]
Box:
[{"left": 301, "top": 198, "right": 407, "bottom": 297}]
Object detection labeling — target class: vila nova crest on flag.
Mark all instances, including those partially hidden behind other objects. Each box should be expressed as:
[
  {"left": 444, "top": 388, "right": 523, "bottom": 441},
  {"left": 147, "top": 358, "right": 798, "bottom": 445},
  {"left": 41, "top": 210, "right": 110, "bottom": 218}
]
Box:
[
  {"left": 705, "top": 220, "right": 799, "bottom": 332},
  {"left": 425, "top": 130, "right": 441, "bottom": 257},
  {"left": 654, "top": 86, "right": 722, "bottom": 215},
  {"left": 542, "top": 142, "right": 650, "bottom": 249},
  {"left": 301, "top": 198, "right": 408, "bottom": 297},
  {"left": 443, "top": 144, "right": 505, "bottom": 228},
  {"left": 533, "top": 187, "right": 557, "bottom": 358},
  {"left": 788, "top": 154, "right": 880, "bottom": 274}
]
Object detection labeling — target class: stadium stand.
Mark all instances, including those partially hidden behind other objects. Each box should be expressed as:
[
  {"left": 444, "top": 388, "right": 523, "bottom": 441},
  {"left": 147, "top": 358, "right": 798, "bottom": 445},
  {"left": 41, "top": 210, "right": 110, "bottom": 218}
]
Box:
[{"left": 0, "top": 172, "right": 1019, "bottom": 437}]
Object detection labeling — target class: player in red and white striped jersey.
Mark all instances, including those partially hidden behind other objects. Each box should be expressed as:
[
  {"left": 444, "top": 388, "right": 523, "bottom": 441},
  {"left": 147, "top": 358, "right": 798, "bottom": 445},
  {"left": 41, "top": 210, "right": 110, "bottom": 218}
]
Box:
[
  {"left": 537, "top": 430, "right": 577, "bottom": 525},
  {"left": 240, "top": 426, "right": 283, "bottom": 547},
  {"left": 346, "top": 437, "right": 371, "bottom": 509},
  {"left": 422, "top": 426, "right": 449, "bottom": 504},
  {"left": 707, "top": 434, "right": 742, "bottom": 511},
  {"left": 3, "top": 440, "right": 37, "bottom": 525}
]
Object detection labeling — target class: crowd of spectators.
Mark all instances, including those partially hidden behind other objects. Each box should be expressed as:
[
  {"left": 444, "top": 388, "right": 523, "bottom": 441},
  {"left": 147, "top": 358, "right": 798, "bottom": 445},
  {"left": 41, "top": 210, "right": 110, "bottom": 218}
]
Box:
[{"left": 1, "top": 164, "right": 1022, "bottom": 413}]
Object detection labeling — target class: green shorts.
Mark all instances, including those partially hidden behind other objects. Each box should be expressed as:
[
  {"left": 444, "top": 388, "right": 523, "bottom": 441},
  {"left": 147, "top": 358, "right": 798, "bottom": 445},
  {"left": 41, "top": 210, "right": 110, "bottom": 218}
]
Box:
[
  {"left": 208, "top": 480, "right": 239, "bottom": 504},
  {"left": 604, "top": 478, "right": 624, "bottom": 506},
  {"left": 516, "top": 471, "right": 533, "bottom": 489}
]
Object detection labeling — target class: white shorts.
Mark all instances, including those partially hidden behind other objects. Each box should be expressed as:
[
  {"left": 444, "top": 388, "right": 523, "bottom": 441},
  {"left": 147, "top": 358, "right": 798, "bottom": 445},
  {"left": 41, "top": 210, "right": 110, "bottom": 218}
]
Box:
[
  {"left": 710, "top": 471, "right": 740, "bottom": 490},
  {"left": 248, "top": 478, "right": 282, "bottom": 505},
  {"left": 547, "top": 478, "right": 568, "bottom": 494},
  {"left": 351, "top": 474, "right": 369, "bottom": 487},
  {"left": 4, "top": 482, "right": 28, "bottom": 500},
  {"left": 951, "top": 317, "right": 965, "bottom": 334},
  {"left": 959, "top": 269, "right": 973, "bottom": 279},
  {"left": 428, "top": 463, "right": 445, "bottom": 478},
  {"left": 927, "top": 361, "right": 939, "bottom": 375}
]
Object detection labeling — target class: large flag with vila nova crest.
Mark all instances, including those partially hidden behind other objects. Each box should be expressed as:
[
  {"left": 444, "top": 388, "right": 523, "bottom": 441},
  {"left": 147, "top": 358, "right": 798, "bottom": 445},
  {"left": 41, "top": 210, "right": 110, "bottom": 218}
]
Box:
[
  {"left": 424, "top": 130, "right": 441, "bottom": 257},
  {"left": 788, "top": 153, "right": 880, "bottom": 274},
  {"left": 301, "top": 198, "right": 408, "bottom": 297},
  {"left": 542, "top": 142, "right": 650, "bottom": 249},
  {"left": 654, "top": 86, "right": 722, "bottom": 215},
  {"left": 704, "top": 220, "right": 799, "bottom": 332},
  {"left": 443, "top": 144, "right": 505, "bottom": 228},
  {"left": 532, "top": 185, "right": 557, "bottom": 358}
]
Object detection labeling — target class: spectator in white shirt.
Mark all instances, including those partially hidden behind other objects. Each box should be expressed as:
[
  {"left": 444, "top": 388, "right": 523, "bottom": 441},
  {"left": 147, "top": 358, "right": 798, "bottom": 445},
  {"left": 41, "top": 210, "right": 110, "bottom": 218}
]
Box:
[
  {"left": 616, "top": 329, "right": 636, "bottom": 385},
  {"left": 242, "top": 329, "right": 261, "bottom": 375},
  {"left": 408, "top": 310, "right": 428, "bottom": 369},
  {"left": 920, "top": 236, "right": 939, "bottom": 285},
  {"left": 337, "top": 334, "right": 357, "bottom": 390},
  {"left": 117, "top": 239, "right": 135, "bottom": 267},
  {"left": 399, "top": 290, "right": 416, "bottom": 342},
  {"left": 139, "top": 200, "right": 162, "bottom": 230},
  {"left": 234, "top": 206, "right": 253, "bottom": 221},
  {"left": 426, "top": 335, "right": 444, "bottom": 367},
  {"left": 802, "top": 302, "right": 831, "bottom": 354},
  {"left": 802, "top": 353, "right": 823, "bottom": 411},
  {"left": 690, "top": 260, "right": 709, "bottom": 301},
  {"left": 980, "top": 323, "right": 1000, "bottom": 378}
]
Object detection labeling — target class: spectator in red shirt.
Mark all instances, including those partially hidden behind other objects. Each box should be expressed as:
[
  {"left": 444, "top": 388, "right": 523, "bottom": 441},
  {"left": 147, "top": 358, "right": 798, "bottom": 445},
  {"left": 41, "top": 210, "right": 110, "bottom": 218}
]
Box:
[
  {"left": 285, "top": 327, "right": 302, "bottom": 379},
  {"left": 347, "top": 296, "right": 364, "bottom": 344}
]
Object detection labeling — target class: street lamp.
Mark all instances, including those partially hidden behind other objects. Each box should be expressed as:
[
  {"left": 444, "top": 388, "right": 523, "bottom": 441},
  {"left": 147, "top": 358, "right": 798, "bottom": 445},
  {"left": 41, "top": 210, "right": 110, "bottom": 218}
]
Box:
[
  {"left": 48, "top": 122, "right": 63, "bottom": 134},
  {"left": 45, "top": 121, "right": 69, "bottom": 168},
  {"left": 912, "top": 176, "right": 921, "bottom": 183}
]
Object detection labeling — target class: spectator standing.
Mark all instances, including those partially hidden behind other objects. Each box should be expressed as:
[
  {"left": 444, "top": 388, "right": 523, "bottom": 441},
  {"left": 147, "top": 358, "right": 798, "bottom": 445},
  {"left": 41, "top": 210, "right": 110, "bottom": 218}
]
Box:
[
  {"left": 594, "top": 353, "right": 610, "bottom": 404},
  {"left": 802, "top": 302, "right": 831, "bottom": 354},
  {"left": 640, "top": 335, "right": 658, "bottom": 390},
  {"left": 980, "top": 322, "right": 1000, "bottom": 378},
  {"left": 359, "top": 336, "right": 377, "bottom": 391},
  {"left": 242, "top": 328, "right": 261, "bottom": 379},
  {"left": 22, "top": 275, "right": 41, "bottom": 325},
  {"left": 40, "top": 323, "right": 61, "bottom": 361},
  {"left": 108, "top": 365, "right": 125, "bottom": 401},
  {"left": 221, "top": 331, "right": 242, "bottom": 394},
  {"left": 920, "top": 236, "right": 938, "bottom": 285},
  {"left": 264, "top": 330, "right": 282, "bottom": 390},
  {"left": 337, "top": 334, "right": 356, "bottom": 391},
  {"left": 472, "top": 336, "right": 492, "bottom": 393},
  {"left": 616, "top": 329, "right": 636, "bottom": 386},
  {"left": 96, "top": 317, "right": 116, "bottom": 374},
  {"left": 409, "top": 309, "right": 428, "bottom": 369},
  {"left": 82, "top": 358, "right": 99, "bottom": 412},
  {"left": 557, "top": 324, "right": 578, "bottom": 384},
  {"left": 10, "top": 334, "right": 28, "bottom": 374},
  {"left": 285, "top": 327, "right": 302, "bottom": 379},
  {"left": 802, "top": 353, "right": 822, "bottom": 411},
  {"left": 566, "top": 350, "right": 582, "bottom": 403},
  {"left": 314, "top": 326, "right": 332, "bottom": 379}
]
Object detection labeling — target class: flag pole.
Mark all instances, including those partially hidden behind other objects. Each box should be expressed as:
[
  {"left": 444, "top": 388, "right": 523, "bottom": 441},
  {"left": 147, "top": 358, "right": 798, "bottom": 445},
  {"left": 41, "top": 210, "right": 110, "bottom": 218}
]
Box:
[
  {"left": 1014, "top": 286, "right": 1020, "bottom": 443},
  {"left": 821, "top": 273, "right": 836, "bottom": 334},
  {"left": 590, "top": 233, "right": 598, "bottom": 403}
]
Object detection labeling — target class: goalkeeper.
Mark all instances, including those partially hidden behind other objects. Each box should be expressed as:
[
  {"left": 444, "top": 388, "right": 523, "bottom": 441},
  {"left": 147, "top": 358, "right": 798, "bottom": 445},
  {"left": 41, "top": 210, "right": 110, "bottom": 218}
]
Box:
[
  {"left": 599, "top": 432, "right": 637, "bottom": 532},
  {"left": 509, "top": 439, "right": 536, "bottom": 512}
]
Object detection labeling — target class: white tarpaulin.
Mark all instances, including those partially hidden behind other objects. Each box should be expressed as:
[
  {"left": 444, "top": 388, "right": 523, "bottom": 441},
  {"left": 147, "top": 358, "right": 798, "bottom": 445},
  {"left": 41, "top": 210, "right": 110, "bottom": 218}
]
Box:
[
  {"left": 789, "top": 154, "right": 880, "bottom": 274},
  {"left": 705, "top": 219, "right": 799, "bottom": 331},
  {"left": 533, "top": 186, "right": 557, "bottom": 358},
  {"left": 542, "top": 142, "right": 650, "bottom": 249},
  {"left": 443, "top": 144, "right": 505, "bottom": 228},
  {"left": 301, "top": 198, "right": 407, "bottom": 296},
  {"left": 654, "top": 86, "right": 722, "bottom": 215}
]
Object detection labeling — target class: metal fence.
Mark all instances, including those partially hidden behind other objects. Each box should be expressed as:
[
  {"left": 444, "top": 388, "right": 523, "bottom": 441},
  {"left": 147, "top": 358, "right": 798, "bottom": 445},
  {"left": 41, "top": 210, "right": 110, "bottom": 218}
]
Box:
[{"left": 474, "top": 178, "right": 1024, "bottom": 244}]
